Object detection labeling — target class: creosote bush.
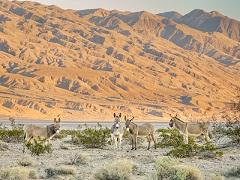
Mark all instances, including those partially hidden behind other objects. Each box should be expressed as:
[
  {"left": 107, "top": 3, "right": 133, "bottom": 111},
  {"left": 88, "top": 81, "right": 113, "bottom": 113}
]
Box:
[
  {"left": 25, "top": 138, "right": 52, "bottom": 156},
  {"left": 0, "top": 129, "right": 24, "bottom": 143},
  {"left": 156, "top": 128, "right": 184, "bottom": 148},
  {"left": 154, "top": 157, "right": 203, "bottom": 180},
  {"left": 167, "top": 142, "right": 223, "bottom": 158},
  {"left": 157, "top": 128, "right": 223, "bottom": 158},
  {"left": 94, "top": 159, "right": 134, "bottom": 180},
  {"left": 0, "top": 166, "right": 38, "bottom": 180},
  {"left": 73, "top": 128, "right": 111, "bottom": 148}
]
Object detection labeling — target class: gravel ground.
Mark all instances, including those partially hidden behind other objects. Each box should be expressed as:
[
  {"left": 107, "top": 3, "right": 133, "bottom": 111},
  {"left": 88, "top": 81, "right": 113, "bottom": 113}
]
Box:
[{"left": 0, "top": 136, "right": 239, "bottom": 180}]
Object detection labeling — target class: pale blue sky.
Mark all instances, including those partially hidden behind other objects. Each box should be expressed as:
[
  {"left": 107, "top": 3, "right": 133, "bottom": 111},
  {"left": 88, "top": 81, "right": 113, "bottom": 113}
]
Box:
[{"left": 22, "top": 0, "right": 240, "bottom": 20}]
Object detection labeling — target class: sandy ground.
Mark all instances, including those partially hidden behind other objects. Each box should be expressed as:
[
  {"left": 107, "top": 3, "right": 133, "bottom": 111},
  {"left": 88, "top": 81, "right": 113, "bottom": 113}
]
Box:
[{"left": 0, "top": 136, "right": 240, "bottom": 180}]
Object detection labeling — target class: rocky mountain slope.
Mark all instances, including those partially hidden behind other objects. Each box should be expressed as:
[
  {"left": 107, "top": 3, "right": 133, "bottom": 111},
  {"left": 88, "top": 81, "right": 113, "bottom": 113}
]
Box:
[{"left": 0, "top": 0, "right": 239, "bottom": 121}]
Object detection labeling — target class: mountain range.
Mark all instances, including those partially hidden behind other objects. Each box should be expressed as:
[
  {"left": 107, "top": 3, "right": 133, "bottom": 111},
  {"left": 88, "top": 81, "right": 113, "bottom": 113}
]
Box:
[{"left": 0, "top": 0, "right": 239, "bottom": 121}]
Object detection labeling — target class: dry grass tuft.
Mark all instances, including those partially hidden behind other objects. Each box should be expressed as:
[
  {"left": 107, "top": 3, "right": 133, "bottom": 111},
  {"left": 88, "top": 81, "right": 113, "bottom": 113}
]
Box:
[
  {"left": 70, "top": 153, "right": 89, "bottom": 165},
  {"left": 154, "top": 157, "right": 203, "bottom": 180},
  {"left": 209, "top": 173, "right": 224, "bottom": 180},
  {"left": 45, "top": 165, "right": 76, "bottom": 178},
  {"left": 0, "top": 166, "right": 38, "bottom": 180},
  {"left": 0, "top": 140, "right": 9, "bottom": 151},
  {"left": 17, "top": 155, "right": 36, "bottom": 167},
  {"left": 94, "top": 159, "right": 134, "bottom": 180}
]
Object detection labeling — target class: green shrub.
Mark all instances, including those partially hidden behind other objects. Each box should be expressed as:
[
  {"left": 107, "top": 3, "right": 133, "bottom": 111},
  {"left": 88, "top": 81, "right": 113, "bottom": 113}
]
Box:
[
  {"left": 0, "top": 129, "right": 24, "bottom": 143},
  {"left": 45, "top": 165, "right": 76, "bottom": 177},
  {"left": 224, "top": 166, "right": 240, "bottom": 178},
  {"left": 73, "top": 128, "right": 111, "bottom": 148},
  {"left": 157, "top": 128, "right": 223, "bottom": 158},
  {"left": 17, "top": 155, "right": 36, "bottom": 166},
  {"left": 154, "top": 157, "right": 203, "bottom": 180},
  {"left": 24, "top": 138, "right": 52, "bottom": 156},
  {"left": 167, "top": 142, "right": 223, "bottom": 158},
  {"left": 0, "top": 166, "right": 38, "bottom": 180},
  {"left": 94, "top": 159, "right": 134, "bottom": 180},
  {"left": 0, "top": 140, "right": 9, "bottom": 151},
  {"left": 156, "top": 128, "right": 184, "bottom": 148}
]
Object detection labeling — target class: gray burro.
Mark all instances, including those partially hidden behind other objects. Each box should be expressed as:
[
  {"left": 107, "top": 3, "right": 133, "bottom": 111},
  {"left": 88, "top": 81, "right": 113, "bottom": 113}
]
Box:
[
  {"left": 23, "top": 118, "right": 61, "bottom": 152},
  {"left": 169, "top": 114, "right": 211, "bottom": 144}
]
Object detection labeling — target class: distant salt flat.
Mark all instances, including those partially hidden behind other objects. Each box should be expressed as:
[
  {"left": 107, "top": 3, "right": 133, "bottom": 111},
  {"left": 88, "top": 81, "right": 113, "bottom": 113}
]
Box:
[{"left": 0, "top": 120, "right": 168, "bottom": 130}]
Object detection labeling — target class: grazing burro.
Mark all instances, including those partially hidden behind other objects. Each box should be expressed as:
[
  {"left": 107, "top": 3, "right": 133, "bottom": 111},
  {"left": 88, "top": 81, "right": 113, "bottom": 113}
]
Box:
[
  {"left": 169, "top": 114, "right": 211, "bottom": 144},
  {"left": 111, "top": 113, "right": 124, "bottom": 149},
  {"left": 23, "top": 118, "right": 61, "bottom": 152},
  {"left": 125, "top": 116, "right": 156, "bottom": 150}
]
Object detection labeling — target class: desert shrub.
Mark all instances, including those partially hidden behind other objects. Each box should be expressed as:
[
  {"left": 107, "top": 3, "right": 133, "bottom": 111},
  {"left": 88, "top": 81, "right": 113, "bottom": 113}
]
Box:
[
  {"left": 224, "top": 166, "right": 240, "bottom": 178},
  {"left": 212, "top": 96, "right": 240, "bottom": 144},
  {"left": 0, "top": 129, "right": 24, "bottom": 143},
  {"left": 154, "top": 157, "right": 203, "bottom": 180},
  {"left": 0, "top": 140, "right": 9, "bottom": 151},
  {"left": 174, "top": 165, "right": 203, "bottom": 180},
  {"left": 94, "top": 159, "right": 134, "bottom": 180},
  {"left": 156, "top": 128, "right": 184, "bottom": 148},
  {"left": 45, "top": 165, "right": 76, "bottom": 178},
  {"left": 154, "top": 157, "right": 179, "bottom": 179},
  {"left": 167, "top": 142, "right": 223, "bottom": 158},
  {"left": 24, "top": 138, "right": 52, "bottom": 156},
  {"left": 220, "top": 120, "right": 240, "bottom": 144},
  {"left": 73, "top": 128, "right": 111, "bottom": 148},
  {"left": 212, "top": 120, "right": 240, "bottom": 146},
  {"left": 17, "top": 155, "right": 36, "bottom": 166},
  {"left": 0, "top": 166, "right": 38, "bottom": 180},
  {"left": 70, "top": 153, "right": 89, "bottom": 165},
  {"left": 157, "top": 128, "right": 222, "bottom": 158}
]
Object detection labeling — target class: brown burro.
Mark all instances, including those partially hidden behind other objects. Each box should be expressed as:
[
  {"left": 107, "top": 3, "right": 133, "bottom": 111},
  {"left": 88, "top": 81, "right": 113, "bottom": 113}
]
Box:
[
  {"left": 23, "top": 118, "right": 61, "bottom": 152},
  {"left": 125, "top": 116, "right": 156, "bottom": 150}
]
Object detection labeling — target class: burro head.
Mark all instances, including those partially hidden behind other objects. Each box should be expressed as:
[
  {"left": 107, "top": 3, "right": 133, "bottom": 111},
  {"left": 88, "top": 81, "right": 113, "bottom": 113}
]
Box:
[
  {"left": 113, "top": 113, "right": 122, "bottom": 123},
  {"left": 53, "top": 117, "right": 61, "bottom": 133},
  {"left": 169, "top": 114, "right": 177, "bottom": 128},
  {"left": 124, "top": 116, "right": 134, "bottom": 131}
]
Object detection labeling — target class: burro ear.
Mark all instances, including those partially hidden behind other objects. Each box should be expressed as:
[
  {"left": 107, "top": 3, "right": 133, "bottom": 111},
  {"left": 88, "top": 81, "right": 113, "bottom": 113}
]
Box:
[
  {"left": 114, "top": 113, "right": 116, "bottom": 118},
  {"left": 58, "top": 118, "right": 61, "bottom": 122},
  {"left": 119, "top": 113, "right": 121, "bottom": 117},
  {"left": 54, "top": 118, "right": 56, "bottom": 122},
  {"left": 124, "top": 116, "right": 127, "bottom": 121}
]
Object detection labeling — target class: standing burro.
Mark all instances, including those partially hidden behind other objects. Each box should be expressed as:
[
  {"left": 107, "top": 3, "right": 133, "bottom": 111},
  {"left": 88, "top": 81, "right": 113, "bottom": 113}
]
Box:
[{"left": 23, "top": 117, "right": 61, "bottom": 152}]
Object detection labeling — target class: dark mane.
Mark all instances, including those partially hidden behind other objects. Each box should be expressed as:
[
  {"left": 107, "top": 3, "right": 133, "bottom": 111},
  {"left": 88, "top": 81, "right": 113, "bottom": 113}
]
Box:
[{"left": 173, "top": 117, "right": 186, "bottom": 123}]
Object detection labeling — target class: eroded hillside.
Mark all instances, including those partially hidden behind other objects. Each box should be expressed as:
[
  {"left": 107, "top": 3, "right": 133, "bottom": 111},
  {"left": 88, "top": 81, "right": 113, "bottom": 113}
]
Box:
[{"left": 0, "top": 0, "right": 239, "bottom": 121}]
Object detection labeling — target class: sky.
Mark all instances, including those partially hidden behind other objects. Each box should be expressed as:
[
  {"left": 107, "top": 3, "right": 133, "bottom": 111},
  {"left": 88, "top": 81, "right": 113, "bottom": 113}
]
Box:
[{"left": 20, "top": 0, "right": 240, "bottom": 20}]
